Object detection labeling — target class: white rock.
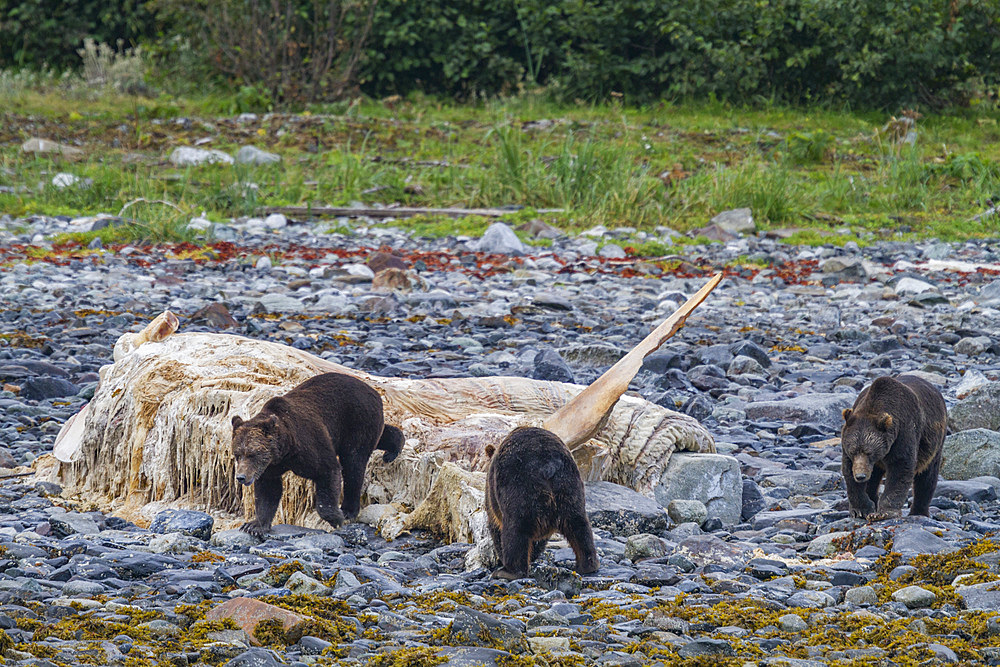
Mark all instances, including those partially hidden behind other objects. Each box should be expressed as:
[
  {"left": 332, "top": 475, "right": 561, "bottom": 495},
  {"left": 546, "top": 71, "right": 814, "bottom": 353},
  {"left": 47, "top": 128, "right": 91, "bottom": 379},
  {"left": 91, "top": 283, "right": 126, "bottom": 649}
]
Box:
[
  {"left": 236, "top": 145, "right": 281, "bottom": 165},
  {"left": 187, "top": 216, "right": 212, "bottom": 232},
  {"left": 264, "top": 213, "right": 287, "bottom": 229},
  {"left": 255, "top": 256, "right": 272, "bottom": 271},
  {"left": 51, "top": 173, "right": 83, "bottom": 188},
  {"left": 344, "top": 263, "right": 375, "bottom": 280},
  {"left": 169, "top": 147, "right": 234, "bottom": 166},
  {"left": 955, "top": 369, "right": 990, "bottom": 399},
  {"left": 894, "top": 277, "right": 937, "bottom": 295}
]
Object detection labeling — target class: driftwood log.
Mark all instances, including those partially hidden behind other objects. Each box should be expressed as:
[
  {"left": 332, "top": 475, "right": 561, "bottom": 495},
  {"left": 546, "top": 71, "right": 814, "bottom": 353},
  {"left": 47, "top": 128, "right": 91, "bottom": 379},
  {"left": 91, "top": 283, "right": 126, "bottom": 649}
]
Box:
[{"left": 45, "top": 275, "right": 721, "bottom": 552}]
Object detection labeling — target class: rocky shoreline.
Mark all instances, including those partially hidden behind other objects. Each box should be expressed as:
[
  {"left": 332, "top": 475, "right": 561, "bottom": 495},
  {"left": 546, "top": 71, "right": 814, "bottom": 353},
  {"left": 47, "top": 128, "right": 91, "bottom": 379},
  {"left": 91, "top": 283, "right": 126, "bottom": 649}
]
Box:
[{"left": 2, "top": 211, "right": 1000, "bottom": 665}]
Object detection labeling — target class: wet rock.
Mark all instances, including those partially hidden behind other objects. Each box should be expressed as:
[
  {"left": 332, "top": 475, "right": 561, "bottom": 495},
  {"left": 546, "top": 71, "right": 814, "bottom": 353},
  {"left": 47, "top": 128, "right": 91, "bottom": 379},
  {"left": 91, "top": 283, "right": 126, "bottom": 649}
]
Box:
[
  {"left": 655, "top": 453, "right": 742, "bottom": 526},
  {"left": 474, "top": 222, "right": 525, "bottom": 256},
  {"left": 710, "top": 208, "right": 755, "bottom": 235},
  {"left": 845, "top": 586, "right": 878, "bottom": 606},
  {"left": 150, "top": 509, "right": 214, "bottom": 540},
  {"left": 206, "top": 597, "right": 306, "bottom": 645},
  {"left": 677, "top": 638, "right": 736, "bottom": 658},
  {"left": 585, "top": 481, "right": 669, "bottom": 536},
  {"left": 667, "top": 499, "right": 708, "bottom": 526},
  {"left": 624, "top": 534, "right": 668, "bottom": 561},
  {"left": 447, "top": 604, "right": 527, "bottom": 653},
  {"left": 786, "top": 590, "right": 836, "bottom": 608},
  {"left": 745, "top": 393, "right": 854, "bottom": 430},
  {"left": 21, "top": 377, "right": 79, "bottom": 400},
  {"left": 950, "top": 383, "right": 1000, "bottom": 431},
  {"left": 942, "top": 429, "right": 1000, "bottom": 480},
  {"left": 223, "top": 649, "right": 285, "bottom": 667},
  {"left": 892, "top": 585, "right": 936, "bottom": 608},
  {"left": 532, "top": 347, "right": 574, "bottom": 383}
]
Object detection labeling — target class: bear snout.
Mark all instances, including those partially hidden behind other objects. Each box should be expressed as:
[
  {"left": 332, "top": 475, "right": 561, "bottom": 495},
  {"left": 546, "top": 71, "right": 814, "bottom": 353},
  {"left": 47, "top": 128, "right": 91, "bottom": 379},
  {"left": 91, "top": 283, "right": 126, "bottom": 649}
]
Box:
[{"left": 852, "top": 454, "right": 872, "bottom": 483}]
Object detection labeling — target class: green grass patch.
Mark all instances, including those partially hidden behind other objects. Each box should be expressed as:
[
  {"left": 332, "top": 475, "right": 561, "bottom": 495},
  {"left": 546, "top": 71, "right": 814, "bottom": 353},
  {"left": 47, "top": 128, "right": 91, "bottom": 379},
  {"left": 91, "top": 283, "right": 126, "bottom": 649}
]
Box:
[{"left": 3, "top": 79, "right": 1000, "bottom": 244}]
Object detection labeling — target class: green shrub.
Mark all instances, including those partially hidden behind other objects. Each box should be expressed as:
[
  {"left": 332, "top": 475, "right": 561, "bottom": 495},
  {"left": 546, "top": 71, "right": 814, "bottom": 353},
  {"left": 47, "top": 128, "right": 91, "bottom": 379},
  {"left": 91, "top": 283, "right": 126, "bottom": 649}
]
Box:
[{"left": 0, "top": 0, "right": 157, "bottom": 69}]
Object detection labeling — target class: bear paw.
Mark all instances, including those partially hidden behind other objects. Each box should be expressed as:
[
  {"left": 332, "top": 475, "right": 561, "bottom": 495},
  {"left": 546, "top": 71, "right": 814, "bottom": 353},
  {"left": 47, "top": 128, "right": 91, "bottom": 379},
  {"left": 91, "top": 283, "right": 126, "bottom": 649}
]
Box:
[
  {"left": 492, "top": 568, "right": 526, "bottom": 581},
  {"left": 239, "top": 521, "right": 269, "bottom": 539},
  {"left": 866, "top": 509, "right": 902, "bottom": 522},
  {"left": 319, "top": 508, "right": 346, "bottom": 529},
  {"left": 849, "top": 505, "right": 875, "bottom": 519}
]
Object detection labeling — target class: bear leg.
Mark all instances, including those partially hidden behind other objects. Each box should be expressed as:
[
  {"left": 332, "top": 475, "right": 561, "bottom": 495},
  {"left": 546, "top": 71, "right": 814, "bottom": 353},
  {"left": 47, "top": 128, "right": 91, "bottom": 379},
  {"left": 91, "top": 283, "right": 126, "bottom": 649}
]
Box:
[
  {"left": 241, "top": 475, "right": 283, "bottom": 538},
  {"left": 910, "top": 450, "right": 942, "bottom": 516},
  {"left": 562, "top": 512, "right": 600, "bottom": 575},
  {"left": 873, "top": 464, "right": 915, "bottom": 519},
  {"left": 529, "top": 539, "right": 548, "bottom": 563},
  {"left": 338, "top": 452, "right": 371, "bottom": 520},
  {"left": 494, "top": 516, "right": 533, "bottom": 580},
  {"left": 314, "top": 468, "right": 346, "bottom": 528},
  {"left": 844, "top": 463, "right": 876, "bottom": 519},
  {"left": 865, "top": 466, "right": 885, "bottom": 506}
]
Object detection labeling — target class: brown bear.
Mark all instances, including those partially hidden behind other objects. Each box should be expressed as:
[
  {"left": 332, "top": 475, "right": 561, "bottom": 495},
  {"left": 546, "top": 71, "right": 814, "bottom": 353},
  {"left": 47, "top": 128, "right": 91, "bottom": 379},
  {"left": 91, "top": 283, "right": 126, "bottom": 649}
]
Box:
[
  {"left": 841, "top": 374, "right": 947, "bottom": 521},
  {"left": 231, "top": 372, "right": 404, "bottom": 538},
  {"left": 484, "top": 426, "right": 599, "bottom": 579}
]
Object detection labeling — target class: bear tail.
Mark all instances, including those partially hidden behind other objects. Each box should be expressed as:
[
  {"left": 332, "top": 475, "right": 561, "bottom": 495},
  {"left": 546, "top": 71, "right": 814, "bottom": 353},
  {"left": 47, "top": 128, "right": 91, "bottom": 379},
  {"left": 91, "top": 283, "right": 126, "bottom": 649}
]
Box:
[{"left": 378, "top": 425, "right": 405, "bottom": 463}]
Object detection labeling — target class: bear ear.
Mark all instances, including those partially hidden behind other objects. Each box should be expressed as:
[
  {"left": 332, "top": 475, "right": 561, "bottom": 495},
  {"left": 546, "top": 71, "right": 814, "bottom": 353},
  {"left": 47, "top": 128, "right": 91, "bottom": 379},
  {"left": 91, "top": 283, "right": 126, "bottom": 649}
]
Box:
[
  {"left": 878, "top": 413, "right": 894, "bottom": 431},
  {"left": 842, "top": 408, "right": 852, "bottom": 421},
  {"left": 231, "top": 415, "right": 244, "bottom": 430},
  {"left": 262, "top": 414, "right": 279, "bottom": 431},
  {"left": 485, "top": 445, "right": 496, "bottom": 458}
]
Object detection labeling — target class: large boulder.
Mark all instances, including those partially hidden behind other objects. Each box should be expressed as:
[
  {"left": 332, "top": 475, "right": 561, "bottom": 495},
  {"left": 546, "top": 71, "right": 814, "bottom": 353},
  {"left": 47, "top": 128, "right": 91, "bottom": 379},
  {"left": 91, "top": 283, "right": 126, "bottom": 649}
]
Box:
[
  {"left": 949, "top": 384, "right": 1000, "bottom": 431},
  {"left": 585, "top": 481, "right": 669, "bottom": 536},
  {"left": 655, "top": 453, "right": 742, "bottom": 525},
  {"left": 745, "top": 393, "right": 854, "bottom": 430},
  {"left": 473, "top": 222, "right": 526, "bottom": 256},
  {"left": 942, "top": 429, "right": 1000, "bottom": 480}
]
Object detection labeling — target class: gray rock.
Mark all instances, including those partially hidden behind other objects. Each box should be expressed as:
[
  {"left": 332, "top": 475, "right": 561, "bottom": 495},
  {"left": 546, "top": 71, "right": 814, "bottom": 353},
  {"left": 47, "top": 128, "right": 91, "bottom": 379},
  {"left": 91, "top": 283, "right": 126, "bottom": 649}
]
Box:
[
  {"left": 820, "top": 257, "right": 867, "bottom": 279},
  {"left": 448, "top": 604, "right": 527, "bottom": 653},
  {"left": 844, "top": 585, "right": 878, "bottom": 606},
  {"left": 624, "top": 534, "right": 668, "bottom": 561},
  {"left": 585, "top": 481, "right": 669, "bottom": 536},
  {"left": 955, "top": 336, "right": 992, "bottom": 356},
  {"left": 210, "top": 529, "right": 258, "bottom": 548},
  {"left": 438, "top": 647, "right": 513, "bottom": 666},
  {"left": 256, "top": 293, "right": 305, "bottom": 314},
  {"left": 169, "top": 146, "right": 234, "bottom": 166},
  {"left": 894, "top": 527, "right": 956, "bottom": 557},
  {"left": 674, "top": 534, "right": 748, "bottom": 568},
  {"left": 655, "top": 453, "right": 742, "bottom": 526},
  {"left": 532, "top": 347, "right": 574, "bottom": 383},
  {"left": 236, "top": 146, "right": 281, "bottom": 165},
  {"left": 957, "top": 582, "right": 1000, "bottom": 611},
  {"left": 21, "top": 377, "right": 79, "bottom": 400},
  {"left": 149, "top": 509, "right": 214, "bottom": 540},
  {"left": 760, "top": 470, "right": 843, "bottom": 495},
  {"left": 677, "top": 638, "right": 736, "bottom": 658},
  {"left": 786, "top": 590, "right": 836, "bottom": 608},
  {"left": 474, "top": 222, "right": 525, "bottom": 256},
  {"left": 710, "top": 208, "right": 755, "bottom": 235},
  {"left": 21, "top": 137, "right": 83, "bottom": 159},
  {"left": 976, "top": 279, "right": 1000, "bottom": 305},
  {"left": 598, "top": 243, "right": 626, "bottom": 259},
  {"left": 223, "top": 649, "right": 284, "bottom": 667},
  {"left": 286, "top": 571, "right": 331, "bottom": 596},
  {"left": 936, "top": 479, "right": 997, "bottom": 502},
  {"left": 950, "top": 383, "right": 1000, "bottom": 431},
  {"left": 942, "top": 429, "right": 1000, "bottom": 480},
  {"left": 727, "top": 355, "right": 765, "bottom": 377},
  {"left": 49, "top": 512, "right": 100, "bottom": 536},
  {"left": 745, "top": 393, "right": 854, "bottom": 429},
  {"left": 778, "top": 613, "right": 808, "bottom": 632},
  {"left": 894, "top": 277, "right": 937, "bottom": 295},
  {"left": 667, "top": 499, "right": 708, "bottom": 526},
  {"left": 892, "top": 585, "right": 936, "bottom": 608},
  {"left": 558, "top": 344, "right": 626, "bottom": 366},
  {"left": 805, "top": 531, "right": 852, "bottom": 558}
]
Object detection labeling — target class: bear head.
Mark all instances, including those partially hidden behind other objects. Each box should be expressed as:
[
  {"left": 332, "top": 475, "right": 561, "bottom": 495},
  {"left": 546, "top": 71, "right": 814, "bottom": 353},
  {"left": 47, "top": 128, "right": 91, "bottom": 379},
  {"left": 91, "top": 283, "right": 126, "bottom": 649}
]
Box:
[
  {"left": 231, "top": 414, "right": 279, "bottom": 486},
  {"left": 841, "top": 407, "right": 897, "bottom": 483}
]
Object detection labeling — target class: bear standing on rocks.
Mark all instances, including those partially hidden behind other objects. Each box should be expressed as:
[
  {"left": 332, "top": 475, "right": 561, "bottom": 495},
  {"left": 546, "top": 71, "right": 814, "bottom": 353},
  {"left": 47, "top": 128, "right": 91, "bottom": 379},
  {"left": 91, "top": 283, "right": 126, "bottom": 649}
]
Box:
[
  {"left": 841, "top": 374, "right": 947, "bottom": 521},
  {"left": 231, "top": 373, "right": 404, "bottom": 538},
  {"left": 485, "top": 426, "right": 599, "bottom": 579}
]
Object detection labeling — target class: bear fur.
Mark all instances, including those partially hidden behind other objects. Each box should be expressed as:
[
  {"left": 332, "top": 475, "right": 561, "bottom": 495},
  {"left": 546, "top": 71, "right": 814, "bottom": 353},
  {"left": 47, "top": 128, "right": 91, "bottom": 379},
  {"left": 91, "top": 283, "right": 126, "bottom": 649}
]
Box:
[
  {"left": 484, "top": 426, "right": 599, "bottom": 579},
  {"left": 231, "top": 372, "right": 404, "bottom": 537},
  {"left": 841, "top": 374, "right": 947, "bottom": 521}
]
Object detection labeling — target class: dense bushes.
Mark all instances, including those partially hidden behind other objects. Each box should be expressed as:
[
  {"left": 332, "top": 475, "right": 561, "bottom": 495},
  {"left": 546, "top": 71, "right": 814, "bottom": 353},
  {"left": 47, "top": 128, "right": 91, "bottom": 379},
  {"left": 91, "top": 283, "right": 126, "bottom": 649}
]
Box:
[
  {"left": 0, "top": 0, "right": 157, "bottom": 69},
  {"left": 2, "top": 0, "right": 998, "bottom": 108}
]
